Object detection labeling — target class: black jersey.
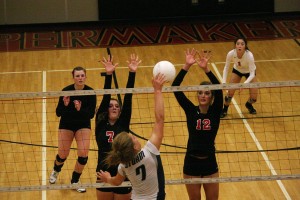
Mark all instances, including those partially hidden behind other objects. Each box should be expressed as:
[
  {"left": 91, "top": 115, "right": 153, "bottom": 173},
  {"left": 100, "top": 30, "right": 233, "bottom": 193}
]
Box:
[
  {"left": 95, "top": 72, "right": 136, "bottom": 174},
  {"left": 56, "top": 84, "right": 96, "bottom": 130},
  {"left": 172, "top": 70, "right": 223, "bottom": 157}
]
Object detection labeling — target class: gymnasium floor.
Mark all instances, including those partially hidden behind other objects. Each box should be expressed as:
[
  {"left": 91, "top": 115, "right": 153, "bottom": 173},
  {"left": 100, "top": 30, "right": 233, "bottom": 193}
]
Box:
[{"left": 0, "top": 15, "right": 300, "bottom": 200}]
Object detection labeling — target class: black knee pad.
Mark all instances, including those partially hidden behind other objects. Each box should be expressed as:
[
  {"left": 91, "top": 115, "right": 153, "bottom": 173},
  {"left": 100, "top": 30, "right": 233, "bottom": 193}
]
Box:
[
  {"left": 225, "top": 96, "right": 232, "bottom": 104},
  {"left": 78, "top": 156, "right": 88, "bottom": 165},
  {"left": 56, "top": 154, "right": 66, "bottom": 163},
  {"left": 248, "top": 98, "right": 257, "bottom": 103}
]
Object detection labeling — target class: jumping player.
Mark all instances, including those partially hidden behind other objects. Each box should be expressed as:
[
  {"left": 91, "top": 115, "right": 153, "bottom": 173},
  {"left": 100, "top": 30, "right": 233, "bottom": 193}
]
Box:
[
  {"left": 95, "top": 54, "right": 141, "bottom": 200},
  {"left": 97, "top": 73, "right": 166, "bottom": 200},
  {"left": 172, "top": 48, "right": 223, "bottom": 200}
]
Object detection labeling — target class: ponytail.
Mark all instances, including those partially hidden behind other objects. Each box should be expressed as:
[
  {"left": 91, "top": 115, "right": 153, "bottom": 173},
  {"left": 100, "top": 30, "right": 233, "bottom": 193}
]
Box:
[{"left": 104, "top": 132, "right": 135, "bottom": 167}]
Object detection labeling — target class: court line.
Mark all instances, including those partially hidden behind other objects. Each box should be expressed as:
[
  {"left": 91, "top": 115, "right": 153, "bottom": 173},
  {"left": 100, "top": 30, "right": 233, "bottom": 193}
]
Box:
[
  {"left": 211, "top": 62, "right": 291, "bottom": 200},
  {"left": 42, "top": 71, "right": 47, "bottom": 200}
]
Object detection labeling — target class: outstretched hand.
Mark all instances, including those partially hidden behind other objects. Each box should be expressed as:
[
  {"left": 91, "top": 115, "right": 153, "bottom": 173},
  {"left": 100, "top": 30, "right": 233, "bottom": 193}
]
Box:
[
  {"left": 127, "top": 53, "right": 142, "bottom": 72},
  {"left": 101, "top": 55, "right": 118, "bottom": 75},
  {"left": 183, "top": 48, "right": 197, "bottom": 70},
  {"left": 152, "top": 73, "right": 166, "bottom": 92},
  {"left": 196, "top": 50, "right": 211, "bottom": 72},
  {"left": 96, "top": 170, "right": 111, "bottom": 183}
]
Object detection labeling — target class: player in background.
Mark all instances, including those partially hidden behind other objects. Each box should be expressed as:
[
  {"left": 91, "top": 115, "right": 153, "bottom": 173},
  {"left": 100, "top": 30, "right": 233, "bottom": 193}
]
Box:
[
  {"left": 49, "top": 66, "right": 97, "bottom": 193},
  {"left": 220, "top": 37, "right": 258, "bottom": 118}
]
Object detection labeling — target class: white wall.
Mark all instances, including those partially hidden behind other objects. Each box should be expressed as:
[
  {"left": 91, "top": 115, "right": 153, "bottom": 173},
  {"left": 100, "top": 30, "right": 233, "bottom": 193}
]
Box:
[{"left": 0, "top": 0, "right": 98, "bottom": 25}]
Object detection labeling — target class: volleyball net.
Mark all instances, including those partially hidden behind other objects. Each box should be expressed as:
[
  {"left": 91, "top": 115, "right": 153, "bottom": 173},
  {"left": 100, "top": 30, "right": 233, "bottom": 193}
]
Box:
[{"left": 0, "top": 80, "right": 300, "bottom": 192}]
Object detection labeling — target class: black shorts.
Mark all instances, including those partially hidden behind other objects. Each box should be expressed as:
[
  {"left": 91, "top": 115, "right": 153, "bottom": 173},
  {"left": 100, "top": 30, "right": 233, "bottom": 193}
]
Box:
[
  {"left": 59, "top": 121, "right": 91, "bottom": 132},
  {"left": 183, "top": 154, "right": 218, "bottom": 176},
  {"left": 232, "top": 68, "right": 251, "bottom": 78}
]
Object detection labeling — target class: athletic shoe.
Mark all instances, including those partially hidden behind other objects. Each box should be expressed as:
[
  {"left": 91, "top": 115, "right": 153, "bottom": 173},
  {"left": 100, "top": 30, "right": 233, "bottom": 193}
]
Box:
[
  {"left": 220, "top": 110, "right": 227, "bottom": 118},
  {"left": 49, "top": 170, "right": 59, "bottom": 184},
  {"left": 245, "top": 102, "right": 257, "bottom": 114},
  {"left": 72, "top": 182, "right": 86, "bottom": 193}
]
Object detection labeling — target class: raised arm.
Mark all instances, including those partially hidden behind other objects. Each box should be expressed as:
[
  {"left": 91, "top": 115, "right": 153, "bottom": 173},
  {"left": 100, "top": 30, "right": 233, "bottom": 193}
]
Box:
[
  {"left": 125, "top": 53, "right": 141, "bottom": 89},
  {"left": 96, "top": 55, "right": 118, "bottom": 121},
  {"left": 119, "top": 54, "right": 142, "bottom": 127},
  {"left": 182, "top": 48, "right": 197, "bottom": 71},
  {"left": 149, "top": 73, "right": 166, "bottom": 150},
  {"left": 196, "top": 50, "right": 223, "bottom": 111},
  {"left": 127, "top": 53, "right": 141, "bottom": 73},
  {"left": 195, "top": 49, "right": 212, "bottom": 73},
  {"left": 101, "top": 55, "right": 118, "bottom": 75},
  {"left": 172, "top": 48, "right": 197, "bottom": 110}
]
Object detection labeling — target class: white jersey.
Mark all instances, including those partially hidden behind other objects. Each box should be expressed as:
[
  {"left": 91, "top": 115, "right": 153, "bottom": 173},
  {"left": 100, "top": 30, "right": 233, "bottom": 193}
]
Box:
[
  {"left": 222, "top": 49, "right": 256, "bottom": 84},
  {"left": 118, "top": 141, "right": 165, "bottom": 200}
]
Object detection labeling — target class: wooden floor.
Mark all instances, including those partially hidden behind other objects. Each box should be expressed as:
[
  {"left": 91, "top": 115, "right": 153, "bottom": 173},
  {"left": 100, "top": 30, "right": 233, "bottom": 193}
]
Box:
[{"left": 0, "top": 39, "right": 300, "bottom": 199}]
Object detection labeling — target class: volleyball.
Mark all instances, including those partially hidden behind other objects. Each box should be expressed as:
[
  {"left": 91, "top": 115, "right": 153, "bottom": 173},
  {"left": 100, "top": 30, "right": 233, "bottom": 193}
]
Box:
[{"left": 153, "top": 60, "right": 176, "bottom": 82}]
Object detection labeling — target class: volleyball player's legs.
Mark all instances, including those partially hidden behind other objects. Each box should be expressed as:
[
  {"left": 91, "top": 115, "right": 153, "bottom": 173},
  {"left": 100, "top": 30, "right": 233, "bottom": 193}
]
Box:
[
  {"left": 74, "top": 128, "right": 90, "bottom": 173},
  {"left": 96, "top": 190, "right": 114, "bottom": 200},
  {"left": 71, "top": 128, "right": 90, "bottom": 191},
  {"left": 183, "top": 173, "right": 202, "bottom": 200},
  {"left": 221, "top": 73, "right": 241, "bottom": 118},
  {"left": 58, "top": 129, "right": 74, "bottom": 158},
  {"left": 97, "top": 187, "right": 131, "bottom": 200},
  {"left": 49, "top": 129, "right": 74, "bottom": 184},
  {"left": 245, "top": 77, "right": 258, "bottom": 114},
  {"left": 114, "top": 193, "right": 131, "bottom": 200},
  {"left": 203, "top": 172, "right": 219, "bottom": 200},
  {"left": 96, "top": 191, "right": 131, "bottom": 200}
]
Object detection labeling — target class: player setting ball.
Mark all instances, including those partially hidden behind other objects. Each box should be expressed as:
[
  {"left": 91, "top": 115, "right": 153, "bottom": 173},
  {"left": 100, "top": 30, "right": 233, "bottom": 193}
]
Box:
[{"left": 153, "top": 60, "right": 176, "bottom": 82}]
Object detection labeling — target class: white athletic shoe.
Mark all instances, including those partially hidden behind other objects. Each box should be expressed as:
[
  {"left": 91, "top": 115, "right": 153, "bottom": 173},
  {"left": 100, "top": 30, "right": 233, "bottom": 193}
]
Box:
[
  {"left": 72, "top": 182, "right": 86, "bottom": 193},
  {"left": 49, "top": 170, "right": 59, "bottom": 184}
]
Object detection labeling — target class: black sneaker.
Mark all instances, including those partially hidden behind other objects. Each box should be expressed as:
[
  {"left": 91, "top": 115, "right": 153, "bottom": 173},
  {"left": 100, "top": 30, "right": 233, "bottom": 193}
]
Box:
[
  {"left": 220, "top": 110, "right": 227, "bottom": 118},
  {"left": 245, "top": 102, "right": 257, "bottom": 114}
]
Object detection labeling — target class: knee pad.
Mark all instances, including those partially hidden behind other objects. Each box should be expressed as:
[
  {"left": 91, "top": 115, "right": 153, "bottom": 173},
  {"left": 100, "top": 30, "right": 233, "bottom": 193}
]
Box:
[
  {"left": 56, "top": 154, "right": 66, "bottom": 163},
  {"left": 78, "top": 156, "right": 88, "bottom": 165},
  {"left": 225, "top": 96, "right": 232, "bottom": 104},
  {"left": 248, "top": 98, "right": 257, "bottom": 103}
]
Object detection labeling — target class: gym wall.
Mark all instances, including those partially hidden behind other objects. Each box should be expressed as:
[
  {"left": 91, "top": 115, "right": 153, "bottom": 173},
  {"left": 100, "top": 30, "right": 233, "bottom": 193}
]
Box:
[{"left": 0, "top": 0, "right": 299, "bottom": 25}]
